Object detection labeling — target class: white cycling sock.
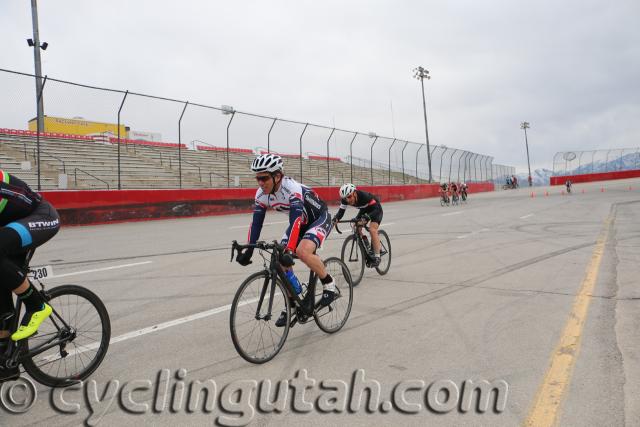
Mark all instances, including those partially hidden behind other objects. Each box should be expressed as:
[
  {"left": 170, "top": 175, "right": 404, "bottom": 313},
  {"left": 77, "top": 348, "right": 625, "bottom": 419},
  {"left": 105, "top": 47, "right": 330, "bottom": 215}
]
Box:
[{"left": 323, "top": 281, "right": 336, "bottom": 293}]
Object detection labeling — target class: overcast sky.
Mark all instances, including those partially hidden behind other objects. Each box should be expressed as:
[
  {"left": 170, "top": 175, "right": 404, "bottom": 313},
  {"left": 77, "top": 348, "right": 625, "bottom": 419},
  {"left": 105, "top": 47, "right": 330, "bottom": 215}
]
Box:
[{"left": 1, "top": 0, "right": 639, "bottom": 172}]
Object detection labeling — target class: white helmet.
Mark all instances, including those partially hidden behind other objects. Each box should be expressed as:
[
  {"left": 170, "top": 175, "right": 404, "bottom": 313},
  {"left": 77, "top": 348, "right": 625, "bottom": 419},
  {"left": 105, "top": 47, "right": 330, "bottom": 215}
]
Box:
[
  {"left": 251, "top": 154, "right": 283, "bottom": 173},
  {"left": 339, "top": 183, "right": 356, "bottom": 198}
]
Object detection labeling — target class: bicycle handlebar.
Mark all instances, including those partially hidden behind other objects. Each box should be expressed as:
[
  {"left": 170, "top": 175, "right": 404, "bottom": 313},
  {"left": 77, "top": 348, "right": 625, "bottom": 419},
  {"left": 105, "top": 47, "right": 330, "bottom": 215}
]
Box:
[
  {"left": 230, "top": 240, "right": 285, "bottom": 262},
  {"left": 332, "top": 218, "right": 370, "bottom": 235}
]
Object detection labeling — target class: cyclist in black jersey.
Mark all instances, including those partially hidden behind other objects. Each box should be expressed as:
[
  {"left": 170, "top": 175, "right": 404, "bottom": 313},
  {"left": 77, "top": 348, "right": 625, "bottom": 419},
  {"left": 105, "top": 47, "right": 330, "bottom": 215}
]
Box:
[
  {"left": 0, "top": 171, "right": 60, "bottom": 376},
  {"left": 332, "top": 184, "right": 383, "bottom": 266}
]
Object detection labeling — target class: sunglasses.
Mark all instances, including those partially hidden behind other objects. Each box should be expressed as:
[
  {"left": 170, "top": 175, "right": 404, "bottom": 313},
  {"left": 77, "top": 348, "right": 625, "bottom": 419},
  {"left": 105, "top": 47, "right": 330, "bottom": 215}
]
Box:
[{"left": 255, "top": 175, "right": 271, "bottom": 182}]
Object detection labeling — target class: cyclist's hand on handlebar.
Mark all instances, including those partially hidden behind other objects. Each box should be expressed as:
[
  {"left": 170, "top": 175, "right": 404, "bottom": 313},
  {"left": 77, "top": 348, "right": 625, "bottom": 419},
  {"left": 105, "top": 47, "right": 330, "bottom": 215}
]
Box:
[
  {"left": 236, "top": 247, "right": 254, "bottom": 266},
  {"left": 281, "top": 250, "right": 295, "bottom": 267}
]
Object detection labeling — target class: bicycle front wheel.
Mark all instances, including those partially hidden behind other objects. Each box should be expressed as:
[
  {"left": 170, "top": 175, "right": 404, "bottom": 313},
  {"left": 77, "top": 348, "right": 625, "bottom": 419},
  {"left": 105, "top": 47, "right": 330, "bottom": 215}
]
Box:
[
  {"left": 230, "top": 271, "right": 290, "bottom": 364},
  {"left": 340, "top": 235, "right": 365, "bottom": 287},
  {"left": 375, "top": 229, "right": 392, "bottom": 275},
  {"left": 314, "top": 257, "right": 353, "bottom": 334},
  {"left": 23, "top": 285, "right": 111, "bottom": 387}
]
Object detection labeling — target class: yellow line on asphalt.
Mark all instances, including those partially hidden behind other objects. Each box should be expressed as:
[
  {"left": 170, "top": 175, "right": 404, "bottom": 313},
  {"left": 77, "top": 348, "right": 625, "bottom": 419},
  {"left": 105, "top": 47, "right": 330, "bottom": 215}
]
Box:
[{"left": 523, "top": 210, "right": 614, "bottom": 427}]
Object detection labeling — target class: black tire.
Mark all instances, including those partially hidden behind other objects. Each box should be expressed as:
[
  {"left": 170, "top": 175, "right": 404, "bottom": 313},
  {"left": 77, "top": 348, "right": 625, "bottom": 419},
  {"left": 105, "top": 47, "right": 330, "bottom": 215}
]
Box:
[
  {"left": 340, "top": 235, "right": 365, "bottom": 287},
  {"left": 22, "top": 285, "right": 110, "bottom": 387},
  {"left": 314, "top": 257, "right": 353, "bottom": 334},
  {"left": 375, "top": 229, "right": 392, "bottom": 275},
  {"left": 230, "top": 271, "right": 290, "bottom": 364}
]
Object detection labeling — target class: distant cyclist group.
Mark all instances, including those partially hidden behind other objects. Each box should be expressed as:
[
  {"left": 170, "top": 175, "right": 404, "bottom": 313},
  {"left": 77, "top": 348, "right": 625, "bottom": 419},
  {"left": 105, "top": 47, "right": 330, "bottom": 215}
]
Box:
[{"left": 439, "top": 181, "right": 469, "bottom": 206}]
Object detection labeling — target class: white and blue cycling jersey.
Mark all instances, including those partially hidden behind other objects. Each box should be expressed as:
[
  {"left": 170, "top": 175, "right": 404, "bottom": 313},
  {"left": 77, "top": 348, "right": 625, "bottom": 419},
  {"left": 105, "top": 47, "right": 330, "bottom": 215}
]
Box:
[{"left": 247, "top": 176, "right": 330, "bottom": 250}]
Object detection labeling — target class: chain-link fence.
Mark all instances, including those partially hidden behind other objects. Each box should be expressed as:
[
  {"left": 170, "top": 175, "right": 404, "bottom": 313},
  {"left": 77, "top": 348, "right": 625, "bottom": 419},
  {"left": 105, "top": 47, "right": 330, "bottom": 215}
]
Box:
[
  {"left": 1, "top": 68, "right": 512, "bottom": 190},
  {"left": 552, "top": 148, "right": 640, "bottom": 176}
]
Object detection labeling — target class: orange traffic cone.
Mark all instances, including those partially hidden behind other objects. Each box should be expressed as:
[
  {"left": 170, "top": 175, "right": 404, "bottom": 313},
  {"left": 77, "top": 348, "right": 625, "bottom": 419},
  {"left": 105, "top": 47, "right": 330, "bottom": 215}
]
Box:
[
  {"left": 530, "top": 192, "right": 535, "bottom": 198},
  {"left": 545, "top": 191, "right": 549, "bottom": 197},
  {"left": 601, "top": 187, "right": 605, "bottom": 192}
]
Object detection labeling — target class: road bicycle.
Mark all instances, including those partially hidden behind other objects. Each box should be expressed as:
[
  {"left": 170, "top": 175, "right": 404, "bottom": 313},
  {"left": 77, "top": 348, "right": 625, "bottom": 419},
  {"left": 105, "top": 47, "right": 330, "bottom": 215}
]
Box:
[
  {"left": 229, "top": 240, "right": 353, "bottom": 364},
  {"left": 451, "top": 191, "right": 460, "bottom": 206},
  {"left": 440, "top": 192, "right": 450, "bottom": 207},
  {"left": 0, "top": 250, "right": 111, "bottom": 387},
  {"left": 335, "top": 218, "right": 391, "bottom": 287}
]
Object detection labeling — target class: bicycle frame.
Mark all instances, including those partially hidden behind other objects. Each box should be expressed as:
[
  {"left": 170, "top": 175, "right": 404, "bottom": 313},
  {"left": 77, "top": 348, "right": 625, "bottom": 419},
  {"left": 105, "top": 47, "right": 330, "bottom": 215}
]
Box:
[
  {"left": 232, "top": 241, "right": 318, "bottom": 322},
  {"left": 335, "top": 220, "right": 377, "bottom": 264}
]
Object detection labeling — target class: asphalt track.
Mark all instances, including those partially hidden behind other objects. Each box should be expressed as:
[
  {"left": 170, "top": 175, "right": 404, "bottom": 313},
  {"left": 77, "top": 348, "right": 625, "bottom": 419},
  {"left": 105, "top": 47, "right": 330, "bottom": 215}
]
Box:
[{"left": 3, "top": 178, "right": 640, "bottom": 427}]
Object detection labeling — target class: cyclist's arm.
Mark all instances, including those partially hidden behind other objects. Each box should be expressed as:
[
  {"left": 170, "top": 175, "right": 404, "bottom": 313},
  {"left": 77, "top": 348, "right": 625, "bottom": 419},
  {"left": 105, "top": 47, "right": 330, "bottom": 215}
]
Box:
[
  {"left": 334, "top": 200, "right": 348, "bottom": 221},
  {"left": 247, "top": 200, "right": 267, "bottom": 244},
  {"left": 282, "top": 195, "right": 305, "bottom": 252}
]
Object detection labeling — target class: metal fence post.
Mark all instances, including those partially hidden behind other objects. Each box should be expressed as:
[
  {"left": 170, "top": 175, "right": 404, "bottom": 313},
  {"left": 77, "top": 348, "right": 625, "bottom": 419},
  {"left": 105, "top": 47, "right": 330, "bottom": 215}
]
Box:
[
  {"left": 325, "top": 128, "right": 335, "bottom": 186},
  {"left": 447, "top": 149, "right": 458, "bottom": 182},
  {"left": 117, "top": 90, "right": 129, "bottom": 190},
  {"left": 226, "top": 111, "right": 236, "bottom": 188},
  {"left": 370, "top": 136, "right": 379, "bottom": 184},
  {"left": 178, "top": 101, "right": 189, "bottom": 189},
  {"left": 388, "top": 138, "right": 397, "bottom": 184},
  {"left": 415, "top": 144, "right": 424, "bottom": 183},
  {"left": 299, "top": 123, "right": 308, "bottom": 182},
  {"left": 401, "top": 141, "right": 409, "bottom": 184},
  {"left": 349, "top": 132, "right": 358, "bottom": 183},
  {"left": 439, "top": 147, "right": 448, "bottom": 182},
  {"left": 457, "top": 151, "right": 467, "bottom": 182},
  {"left": 267, "top": 118, "right": 277, "bottom": 153}
]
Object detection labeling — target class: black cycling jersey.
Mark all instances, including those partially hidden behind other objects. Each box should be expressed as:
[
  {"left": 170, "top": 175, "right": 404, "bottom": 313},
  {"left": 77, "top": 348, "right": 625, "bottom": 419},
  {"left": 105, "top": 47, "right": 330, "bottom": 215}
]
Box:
[
  {"left": 1, "top": 171, "right": 60, "bottom": 312},
  {"left": 0, "top": 170, "right": 42, "bottom": 226},
  {"left": 334, "top": 190, "right": 382, "bottom": 222}
]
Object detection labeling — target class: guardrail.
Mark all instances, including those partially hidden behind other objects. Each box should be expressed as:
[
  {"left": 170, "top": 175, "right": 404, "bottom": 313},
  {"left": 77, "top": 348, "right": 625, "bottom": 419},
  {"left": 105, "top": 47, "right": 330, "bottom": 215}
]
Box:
[{"left": 74, "top": 167, "right": 110, "bottom": 190}]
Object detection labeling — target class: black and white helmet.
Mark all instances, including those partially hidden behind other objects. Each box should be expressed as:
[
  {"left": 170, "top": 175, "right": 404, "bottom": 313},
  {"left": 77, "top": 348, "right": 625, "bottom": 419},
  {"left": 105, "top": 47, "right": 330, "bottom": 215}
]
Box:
[
  {"left": 251, "top": 154, "right": 284, "bottom": 173},
  {"left": 339, "top": 183, "right": 356, "bottom": 198}
]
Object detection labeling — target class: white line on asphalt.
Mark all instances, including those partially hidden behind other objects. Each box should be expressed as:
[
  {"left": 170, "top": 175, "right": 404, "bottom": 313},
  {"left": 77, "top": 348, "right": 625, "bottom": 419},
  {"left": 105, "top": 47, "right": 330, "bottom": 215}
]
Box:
[
  {"left": 382, "top": 222, "right": 396, "bottom": 227},
  {"left": 457, "top": 228, "right": 491, "bottom": 239},
  {"left": 51, "top": 261, "right": 154, "bottom": 279},
  {"left": 41, "top": 296, "right": 262, "bottom": 362},
  {"left": 442, "top": 211, "right": 463, "bottom": 217},
  {"left": 520, "top": 213, "right": 535, "bottom": 219},
  {"left": 229, "top": 220, "right": 289, "bottom": 229}
]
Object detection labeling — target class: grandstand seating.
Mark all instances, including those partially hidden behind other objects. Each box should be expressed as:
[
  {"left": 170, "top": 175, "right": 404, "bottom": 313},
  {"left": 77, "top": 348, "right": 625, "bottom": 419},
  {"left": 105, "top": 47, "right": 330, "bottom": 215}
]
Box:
[{"left": 0, "top": 128, "right": 423, "bottom": 190}]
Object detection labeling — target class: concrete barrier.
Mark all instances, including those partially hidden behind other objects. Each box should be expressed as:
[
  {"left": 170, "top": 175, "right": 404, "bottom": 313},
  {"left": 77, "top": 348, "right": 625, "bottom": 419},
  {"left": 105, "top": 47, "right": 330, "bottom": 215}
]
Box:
[
  {"left": 550, "top": 169, "right": 640, "bottom": 185},
  {"left": 41, "top": 182, "right": 494, "bottom": 226}
]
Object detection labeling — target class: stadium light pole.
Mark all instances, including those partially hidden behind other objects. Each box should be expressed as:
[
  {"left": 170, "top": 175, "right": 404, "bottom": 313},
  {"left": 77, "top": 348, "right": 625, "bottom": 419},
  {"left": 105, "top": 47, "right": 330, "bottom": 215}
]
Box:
[
  {"left": 520, "top": 121, "right": 533, "bottom": 187},
  {"left": 413, "top": 66, "right": 433, "bottom": 183},
  {"left": 28, "top": 0, "right": 47, "bottom": 132}
]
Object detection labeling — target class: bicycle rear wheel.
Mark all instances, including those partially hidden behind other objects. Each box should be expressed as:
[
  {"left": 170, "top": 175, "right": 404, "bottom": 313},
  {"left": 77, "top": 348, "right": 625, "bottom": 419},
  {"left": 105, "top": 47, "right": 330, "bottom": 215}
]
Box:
[
  {"left": 314, "top": 257, "right": 353, "bottom": 334},
  {"left": 340, "top": 235, "right": 365, "bottom": 287},
  {"left": 230, "top": 271, "right": 290, "bottom": 364},
  {"left": 22, "top": 285, "right": 110, "bottom": 387},
  {"left": 375, "top": 229, "right": 392, "bottom": 275}
]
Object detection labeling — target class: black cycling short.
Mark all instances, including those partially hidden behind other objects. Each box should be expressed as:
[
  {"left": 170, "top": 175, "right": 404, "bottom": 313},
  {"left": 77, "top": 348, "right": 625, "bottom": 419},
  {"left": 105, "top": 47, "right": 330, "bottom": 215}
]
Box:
[
  {"left": 359, "top": 204, "right": 383, "bottom": 225},
  {"left": 0, "top": 200, "right": 60, "bottom": 315}
]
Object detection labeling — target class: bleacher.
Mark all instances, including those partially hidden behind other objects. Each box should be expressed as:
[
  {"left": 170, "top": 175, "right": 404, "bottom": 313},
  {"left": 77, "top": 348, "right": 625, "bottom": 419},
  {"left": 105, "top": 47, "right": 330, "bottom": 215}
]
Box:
[{"left": 0, "top": 128, "right": 421, "bottom": 190}]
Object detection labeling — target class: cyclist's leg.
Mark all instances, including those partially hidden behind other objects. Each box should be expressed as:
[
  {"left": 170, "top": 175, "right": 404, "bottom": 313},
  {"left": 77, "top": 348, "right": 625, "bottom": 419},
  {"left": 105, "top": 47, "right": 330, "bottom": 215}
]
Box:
[
  {"left": 0, "top": 201, "right": 60, "bottom": 341},
  {"left": 366, "top": 205, "right": 383, "bottom": 263},
  {"left": 294, "top": 211, "right": 336, "bottom": 306}
]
